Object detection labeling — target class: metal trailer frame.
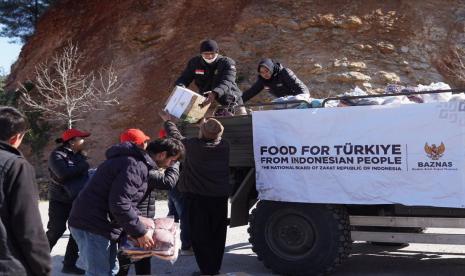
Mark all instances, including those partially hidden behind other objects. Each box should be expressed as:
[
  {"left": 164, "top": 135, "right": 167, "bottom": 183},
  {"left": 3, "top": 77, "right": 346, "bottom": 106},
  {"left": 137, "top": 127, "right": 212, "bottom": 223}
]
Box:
[{"left": 351, "top": 216, "right": 465, "bottom": 244}]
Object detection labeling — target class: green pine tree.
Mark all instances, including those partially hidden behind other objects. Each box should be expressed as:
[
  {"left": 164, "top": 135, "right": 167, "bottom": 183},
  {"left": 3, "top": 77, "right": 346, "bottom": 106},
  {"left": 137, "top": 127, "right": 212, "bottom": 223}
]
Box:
[
  {"left": 0, "top": 0, "right": 55, "bottom": 42},
  {"left": 0, "top": 72, "right": 18, "bottom": 105},
  {"left": 1, "top": 76, "right": 50, "bottom": 160}
]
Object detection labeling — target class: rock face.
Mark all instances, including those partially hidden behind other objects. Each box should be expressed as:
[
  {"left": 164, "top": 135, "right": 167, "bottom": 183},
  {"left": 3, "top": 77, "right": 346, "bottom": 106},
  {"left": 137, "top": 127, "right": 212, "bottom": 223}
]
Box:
[{"left": 5, "top": 0, "right": 465, "bottom": 171}]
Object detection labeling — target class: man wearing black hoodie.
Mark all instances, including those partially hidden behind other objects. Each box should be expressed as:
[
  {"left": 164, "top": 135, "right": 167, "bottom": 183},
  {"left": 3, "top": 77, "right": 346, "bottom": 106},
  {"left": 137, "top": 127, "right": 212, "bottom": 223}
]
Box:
[
  {"left": 0, "top": 106, "right": 51, "bottom": 276},
  {"left": 160, "top": 110, "right": 231, "bottom": 276},
  {"left": 176, "top": 39, "right": 243, "bottom": 108},
  {"left": 69, "top": 129, "right": 183, "bottom": 275},
  {"left": 242, "top": 58, "right": 309, "bottom": 103}
]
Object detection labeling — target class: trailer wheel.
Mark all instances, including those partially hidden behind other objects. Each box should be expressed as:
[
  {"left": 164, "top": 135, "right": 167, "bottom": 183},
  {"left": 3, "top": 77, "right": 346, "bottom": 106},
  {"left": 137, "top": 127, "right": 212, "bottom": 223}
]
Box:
[{"left": 248, "top": 201, "right": 351, "bottom": 276}]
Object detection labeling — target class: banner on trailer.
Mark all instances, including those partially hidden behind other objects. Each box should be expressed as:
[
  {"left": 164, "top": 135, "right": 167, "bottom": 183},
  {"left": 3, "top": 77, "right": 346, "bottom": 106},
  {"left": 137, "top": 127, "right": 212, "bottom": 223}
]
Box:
[{"left": 252, "top": 101, "right": 465, "bottom": 208}]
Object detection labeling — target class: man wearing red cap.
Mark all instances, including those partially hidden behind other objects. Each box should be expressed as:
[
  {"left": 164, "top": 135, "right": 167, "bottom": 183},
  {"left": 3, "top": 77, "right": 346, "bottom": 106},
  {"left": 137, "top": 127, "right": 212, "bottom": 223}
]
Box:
[
  {"left": 69, "top": 128, "right": 184, "bottom": 275},
  {"left": 47, "top": 128, "right": 91, "bottom": 274},
  {"left": 117, "top": 131, "right": 184, "bottom": 276},
  {"left": 119, "top": 128, "right": 151, "bottom": 149}
]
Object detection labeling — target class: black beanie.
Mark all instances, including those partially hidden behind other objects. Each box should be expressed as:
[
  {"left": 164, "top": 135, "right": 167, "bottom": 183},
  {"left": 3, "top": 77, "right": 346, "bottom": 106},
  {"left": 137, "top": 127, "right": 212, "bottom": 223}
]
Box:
[
  {"left": 200, "top": 39, "right": 219, "bottom": 53},
  {"left": 257, "top": 58, "right": 275, "bottom": 73}
]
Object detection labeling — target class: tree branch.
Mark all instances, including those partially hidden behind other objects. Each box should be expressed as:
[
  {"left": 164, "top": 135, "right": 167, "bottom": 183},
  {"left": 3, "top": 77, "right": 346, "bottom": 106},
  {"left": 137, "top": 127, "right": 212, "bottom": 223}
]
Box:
[{"left": 20, "top": 41, "right": 122, "bottom": 128}]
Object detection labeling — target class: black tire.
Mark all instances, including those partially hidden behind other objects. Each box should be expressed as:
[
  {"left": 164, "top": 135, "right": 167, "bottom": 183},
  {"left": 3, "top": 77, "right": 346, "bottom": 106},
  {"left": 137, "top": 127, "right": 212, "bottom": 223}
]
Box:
[{"left": 248, "top": 201, "right": 351, "bottom": 276}]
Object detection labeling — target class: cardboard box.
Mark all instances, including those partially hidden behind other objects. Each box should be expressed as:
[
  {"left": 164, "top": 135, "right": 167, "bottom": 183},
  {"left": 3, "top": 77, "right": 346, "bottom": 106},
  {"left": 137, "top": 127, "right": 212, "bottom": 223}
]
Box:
[{"left": 164, "top": 86, "right": 210, "bottom": 123}]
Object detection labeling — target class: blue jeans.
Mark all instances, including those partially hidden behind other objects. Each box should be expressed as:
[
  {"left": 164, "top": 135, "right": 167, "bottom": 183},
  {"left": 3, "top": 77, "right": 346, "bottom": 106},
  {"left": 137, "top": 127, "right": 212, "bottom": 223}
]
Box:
[
  {"left": 70, "top": 227, "right": 119, "bottom": 276},
  {"left": 168, "top": 187, "right": 191, "bottom": 249}
]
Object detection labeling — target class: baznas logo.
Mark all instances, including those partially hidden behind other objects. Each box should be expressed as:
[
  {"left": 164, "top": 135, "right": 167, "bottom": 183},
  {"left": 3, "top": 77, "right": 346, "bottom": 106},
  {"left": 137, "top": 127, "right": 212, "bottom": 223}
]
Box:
[{"left": 424, "top": 142, "right": 445, "bottom": 160}]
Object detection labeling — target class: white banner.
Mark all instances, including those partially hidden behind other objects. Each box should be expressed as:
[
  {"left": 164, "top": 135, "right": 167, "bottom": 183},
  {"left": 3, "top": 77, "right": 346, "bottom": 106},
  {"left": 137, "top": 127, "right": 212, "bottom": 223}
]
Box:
[{"left": 253, "top": 102, "right": 465, "bottom": 208}]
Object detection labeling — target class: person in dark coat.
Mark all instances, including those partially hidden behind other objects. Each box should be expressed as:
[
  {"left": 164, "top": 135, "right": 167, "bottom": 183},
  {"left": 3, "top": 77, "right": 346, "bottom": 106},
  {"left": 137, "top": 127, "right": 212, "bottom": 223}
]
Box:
[
  {"left": 159, "top": 110, "right": 231, "bottom": 276},
  {"left": 158, "top": 128, "right": 192, "bottom": 256},
  {"left": 176, "top": 39, "right": 243, "bottom": 109},
  {"left": 0, "top": 106, "right": 51, "bottom": 276},
  {"left": 47, "top": 128, "right": 90, "bottom": 274},
  {"left": 242, "top": 58, "right": 310, "bottom": 103},
  {"left": 68, "top": 129, "right": 184, "bottom": 275},
  {"left": 117, "top": 131, "right": 183, "bottom": 276}
]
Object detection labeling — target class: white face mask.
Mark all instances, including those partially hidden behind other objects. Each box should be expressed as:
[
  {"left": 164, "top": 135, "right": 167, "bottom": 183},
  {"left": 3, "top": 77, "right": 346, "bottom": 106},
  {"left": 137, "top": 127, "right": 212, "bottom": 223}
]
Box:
[{"left": 202, "top": 54, "right": 218, "bottom": 64}]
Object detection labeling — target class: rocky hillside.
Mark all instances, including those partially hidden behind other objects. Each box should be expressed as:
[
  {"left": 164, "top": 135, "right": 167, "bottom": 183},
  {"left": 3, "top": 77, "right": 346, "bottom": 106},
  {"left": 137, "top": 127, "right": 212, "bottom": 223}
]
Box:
[{"left": 6, "top": 0, "right": 465, "bottom": 172}]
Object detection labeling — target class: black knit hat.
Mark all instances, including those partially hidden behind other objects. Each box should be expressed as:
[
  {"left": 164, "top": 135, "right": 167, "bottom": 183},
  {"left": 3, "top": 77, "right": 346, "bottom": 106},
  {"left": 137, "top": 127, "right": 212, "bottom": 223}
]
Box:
[{"left": 200, "top": 39, "right": 219, "bottom": 53}]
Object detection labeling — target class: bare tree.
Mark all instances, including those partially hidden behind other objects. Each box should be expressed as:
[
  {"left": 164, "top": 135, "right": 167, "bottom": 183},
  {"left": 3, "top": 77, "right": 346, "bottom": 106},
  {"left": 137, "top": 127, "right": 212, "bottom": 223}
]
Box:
[{"left": 20, "top": 42, "right": 121, "bottom": 129}]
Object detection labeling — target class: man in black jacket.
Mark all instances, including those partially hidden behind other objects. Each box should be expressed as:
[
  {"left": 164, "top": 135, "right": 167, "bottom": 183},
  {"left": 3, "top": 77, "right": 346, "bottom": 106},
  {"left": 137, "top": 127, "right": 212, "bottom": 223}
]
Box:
[
  {"left": 176, "top": 39, "right": 243, "bottom": 108},
  {"left": 0, "top": 106, "right": 51, "bottom": 276},
  {"left": 69, "top": 129, "right": 184, "bottom": 275},
  {"left": 242, "top": 58, "right": 310, "bottom": 103},
  {"left": 117, "top": 134, "right": 183, "bottom": 276},
  {"left": 47, "top": 128, "right": 91, "bottom": 274},
  {"left": 160, "top": 110, "right": 231, "bottom": 275}
]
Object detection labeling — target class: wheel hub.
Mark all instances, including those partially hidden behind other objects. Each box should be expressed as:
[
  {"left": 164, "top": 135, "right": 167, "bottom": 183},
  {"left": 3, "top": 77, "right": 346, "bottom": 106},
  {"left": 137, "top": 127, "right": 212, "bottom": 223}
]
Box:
[
  {"left": 266, "top": 213, "right": 316, "bottom": 261},
  {"left": 279, "top": 225, "right": 304, "bottom": 246}
]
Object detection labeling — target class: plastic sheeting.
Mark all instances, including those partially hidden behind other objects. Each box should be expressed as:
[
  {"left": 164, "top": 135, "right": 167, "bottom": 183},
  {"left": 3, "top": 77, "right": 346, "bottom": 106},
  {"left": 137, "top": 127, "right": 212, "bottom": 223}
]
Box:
[{"left": 119, "top": 217, "right": 179, "bottom": 263}]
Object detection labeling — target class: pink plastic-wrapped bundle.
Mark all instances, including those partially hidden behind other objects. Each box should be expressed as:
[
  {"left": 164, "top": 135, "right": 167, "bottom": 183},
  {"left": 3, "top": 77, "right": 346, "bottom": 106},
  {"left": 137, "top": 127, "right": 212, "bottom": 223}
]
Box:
[
  {"left": 120, "top": 217, "right": 179, "bottom": 263},
  {"left": 152, "top": 217, "right": 176, "bottom": 253},
  {"left": 153, "top": 228, "right": 175, "bottom": 251},
  {"left": 154, "top": 217, "right": 175, "bottom": 230}
]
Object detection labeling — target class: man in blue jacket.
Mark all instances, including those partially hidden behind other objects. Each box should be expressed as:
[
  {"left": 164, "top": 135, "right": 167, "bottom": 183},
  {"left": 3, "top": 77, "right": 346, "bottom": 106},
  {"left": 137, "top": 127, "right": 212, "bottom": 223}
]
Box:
[
  {"left": 117, "top": 131, "right": 183, "bottom": 276},
  {"left": 69, "top": 129, "right": 183, "bottom": 275}
]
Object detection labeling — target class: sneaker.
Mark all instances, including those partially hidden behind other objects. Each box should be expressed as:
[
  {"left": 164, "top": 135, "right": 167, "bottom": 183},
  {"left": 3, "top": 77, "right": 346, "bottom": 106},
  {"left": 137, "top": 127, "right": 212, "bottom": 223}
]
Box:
[
  {"left": 61, "top": 264, "right": 85, "bottom": 275},
  {"left": 180, "top": 247, "right": 194, "bottom": 256}
]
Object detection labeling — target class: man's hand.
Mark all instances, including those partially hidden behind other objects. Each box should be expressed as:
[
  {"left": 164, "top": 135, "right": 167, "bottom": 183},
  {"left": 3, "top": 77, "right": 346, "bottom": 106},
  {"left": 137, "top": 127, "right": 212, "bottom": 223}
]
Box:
[
  {"left": 136, "top": 229, "right": 155, "bottom": 250},
  {"left": 199, "top": 91, "right": 217, "bottom": 108}
]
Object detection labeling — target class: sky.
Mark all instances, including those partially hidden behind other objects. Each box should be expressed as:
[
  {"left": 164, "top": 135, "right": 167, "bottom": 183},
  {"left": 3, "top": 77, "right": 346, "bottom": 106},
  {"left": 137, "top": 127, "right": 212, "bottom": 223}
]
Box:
[{"left": 0, "top": 36, "right": 23, "bottom": 75}]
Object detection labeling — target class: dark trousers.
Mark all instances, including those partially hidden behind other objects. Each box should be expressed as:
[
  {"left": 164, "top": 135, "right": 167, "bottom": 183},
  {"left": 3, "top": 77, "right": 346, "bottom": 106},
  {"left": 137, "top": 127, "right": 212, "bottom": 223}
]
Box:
[
  {"left": 46, "top": 200, "right": 79, "bottom": 266},
  {"left": 117, "top": 253, "right": 151, "bottom": 276},
  {"left": 168, "top": 187, "right": 191, "bottom": 249},
  {"left": 187, "top": 194, "right": 228, "bottom": 275},
  {"left": 167, "top": 193, "right": 180, "bottom": 222}
]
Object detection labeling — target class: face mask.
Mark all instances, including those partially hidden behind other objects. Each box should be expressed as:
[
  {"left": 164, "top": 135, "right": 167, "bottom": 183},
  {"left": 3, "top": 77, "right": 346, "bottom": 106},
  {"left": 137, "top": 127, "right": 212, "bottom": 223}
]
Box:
[{"left": 202, "top": 54, "right": 218, "bottom": 64}]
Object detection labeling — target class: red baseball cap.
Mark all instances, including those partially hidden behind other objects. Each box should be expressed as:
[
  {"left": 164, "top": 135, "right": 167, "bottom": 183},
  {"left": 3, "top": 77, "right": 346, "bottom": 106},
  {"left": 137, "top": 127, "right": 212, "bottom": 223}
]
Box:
[
  {"left": 158, "top": 129, "right": 167, "bottom": 138},
  {"left": 62, "top": 128, "right": 91, "bottom": 142},
  {"left": 120, "top": 128, "right": 150, "bottom": 145}
]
